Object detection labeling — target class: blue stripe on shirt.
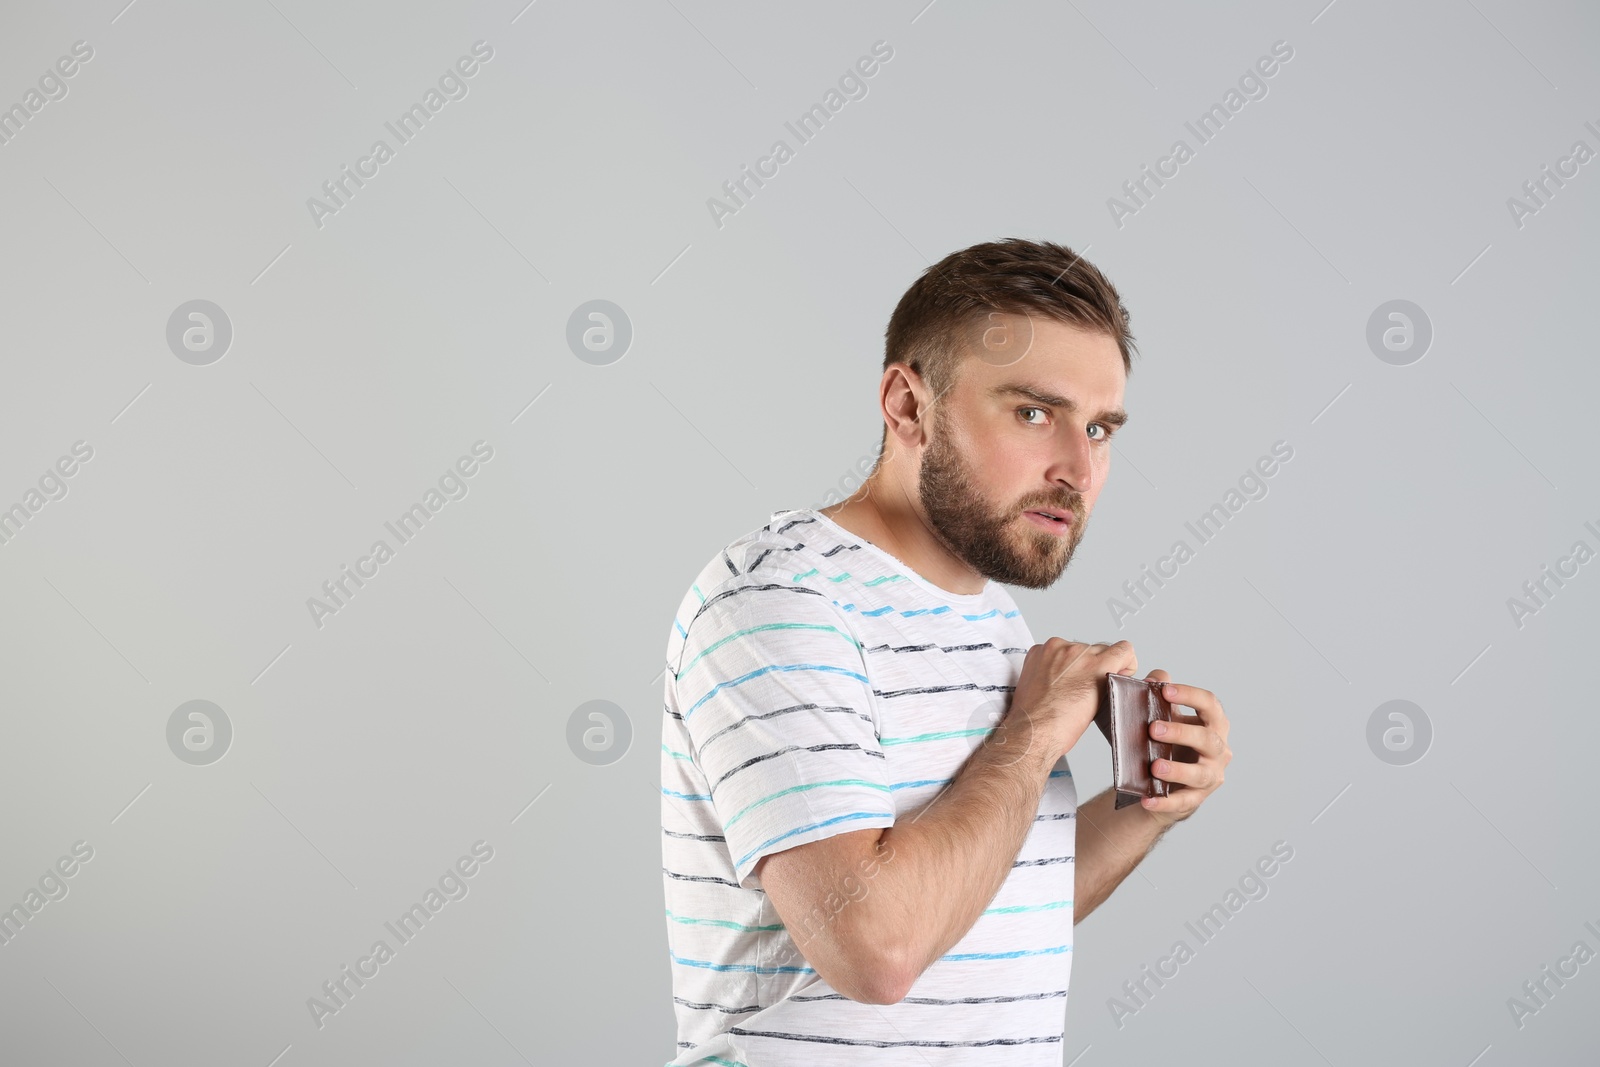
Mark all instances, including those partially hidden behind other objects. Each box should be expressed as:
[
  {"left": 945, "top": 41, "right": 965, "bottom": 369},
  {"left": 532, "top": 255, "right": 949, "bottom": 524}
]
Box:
[{"left": 734, "top": 810, "right": 894, "bottom": 870}]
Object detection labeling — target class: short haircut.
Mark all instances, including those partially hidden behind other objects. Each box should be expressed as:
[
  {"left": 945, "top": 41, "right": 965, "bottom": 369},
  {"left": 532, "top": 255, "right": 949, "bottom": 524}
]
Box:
[{"left": 881, "top": 238, "right": 1137, "bottom": 433}]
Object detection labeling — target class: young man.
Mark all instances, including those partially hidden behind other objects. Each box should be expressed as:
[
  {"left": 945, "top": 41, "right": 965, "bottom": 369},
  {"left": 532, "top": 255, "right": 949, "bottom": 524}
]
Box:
[{"left": 660, "top": 238, "right": 1232, "bottom": 1065}]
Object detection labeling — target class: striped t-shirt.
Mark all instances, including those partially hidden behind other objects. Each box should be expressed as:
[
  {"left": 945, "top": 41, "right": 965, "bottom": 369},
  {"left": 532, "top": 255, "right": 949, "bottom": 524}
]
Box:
[{"left": 660, "top": 508, "right": 1078, "bottom": 1066}]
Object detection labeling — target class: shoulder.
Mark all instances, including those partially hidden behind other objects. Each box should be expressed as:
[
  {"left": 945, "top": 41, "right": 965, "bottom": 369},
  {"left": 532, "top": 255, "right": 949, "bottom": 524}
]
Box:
[
  {"left": 723, "top": 509, "right": 838, "bottom": 579},
  {"left": 676, "top": 511, "right": 854, "bottom": 647},
  {"left": 701, "top": 509, "right": 851, "bottom": 595}
]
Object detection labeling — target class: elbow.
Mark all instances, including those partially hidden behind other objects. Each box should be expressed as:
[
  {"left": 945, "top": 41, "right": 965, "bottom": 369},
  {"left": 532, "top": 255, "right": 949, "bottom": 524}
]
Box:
[
  {"left": 839, "top": 973, "right": 909, "bottom": 1006},
  {"left": 858, "top": 974, "right": 912, "bottom": 1006},
  {"left": 844, "top": 969, "right": 908, "bottom": 1006},
  {"left": 837, "top": 943, "right": 914, "bottom": 1006}
]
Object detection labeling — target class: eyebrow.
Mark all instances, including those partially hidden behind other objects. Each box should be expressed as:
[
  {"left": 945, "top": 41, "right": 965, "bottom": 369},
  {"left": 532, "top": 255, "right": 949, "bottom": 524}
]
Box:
[{"left": 988, "top": 383, "right": 1129, "bottom": 428}]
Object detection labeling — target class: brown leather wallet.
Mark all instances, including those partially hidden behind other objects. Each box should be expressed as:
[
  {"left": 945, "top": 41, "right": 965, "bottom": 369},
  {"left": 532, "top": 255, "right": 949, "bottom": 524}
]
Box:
[{"left": 1094, "top": 673, "right": 1204, "bottom": 809}]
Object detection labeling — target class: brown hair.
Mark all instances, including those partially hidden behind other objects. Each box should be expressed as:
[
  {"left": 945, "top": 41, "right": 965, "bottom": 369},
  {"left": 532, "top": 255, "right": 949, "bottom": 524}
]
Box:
[{"left": 880, "top": 238, "right": 1136, "bottom": 442}]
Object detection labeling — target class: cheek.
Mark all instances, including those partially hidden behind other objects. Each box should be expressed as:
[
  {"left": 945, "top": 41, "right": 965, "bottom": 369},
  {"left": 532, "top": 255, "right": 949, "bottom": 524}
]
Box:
[{"left": 998, "top": 438, "right": 1037, "bottom": 470}]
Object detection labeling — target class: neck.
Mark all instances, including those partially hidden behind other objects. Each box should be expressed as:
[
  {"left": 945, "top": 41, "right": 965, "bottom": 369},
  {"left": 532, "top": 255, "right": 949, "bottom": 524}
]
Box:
[{"left": 819, "top": 474, "right": 988, "bottom": 596}]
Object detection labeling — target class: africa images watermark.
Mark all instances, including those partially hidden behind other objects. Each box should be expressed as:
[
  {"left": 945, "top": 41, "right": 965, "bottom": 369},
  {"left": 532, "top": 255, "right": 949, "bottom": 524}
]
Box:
[
  {"left": 0, "top": 39, "right": 95, "bottom": 149},
  {"left": 306, "top": 839, "right": 495, "bottom": 1029},
  {"left": 810, "top": 434, "right": 886, "bottom": 513},
  {"left": 770, "top": 839, "right": 898, "bottom": 973},
  {"left": 805, "top": 312, "right": 1023, "bottom": 513},
  {"left": 1505, "top": 116, "right": 1600, "bottom": 230},
  {"left": 306, "top": 40, "right": 495, "bottom": 229},
  {"left": 1108, "top": 440, "right": 1294, "bottom": 628},
  {"left": 1505, "top": 515, "right": 1600, "bottom": 630},
  {"left": 0, "top": 841, "right": 96, "bottom": 948},
  {"left": 707, "top": 39, "right": 895, "bottom": 229},
  {"left": 1107, "top": 39, "right": 1295, "bottom": 229},
  {"left": 1506, "top": 917, "right": 1600, "bottom": 1031},
  {"left": 0, "top": 440, "right": 94, "bottom": 548},
  {"left": 306, "top": 441, "right": 495, "bottom": 629},
  {"left": 752, "top": 836, "right": 924, "bottom": 1007},
  {"left": 1108, "top": 839, "right": 1294, "bottom": 1028}
]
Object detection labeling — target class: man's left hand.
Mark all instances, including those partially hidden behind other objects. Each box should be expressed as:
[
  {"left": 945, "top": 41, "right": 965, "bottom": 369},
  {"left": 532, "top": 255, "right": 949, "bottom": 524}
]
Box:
[{"left": 1139, "top": 669, "right": 1231, "bottom": 827}]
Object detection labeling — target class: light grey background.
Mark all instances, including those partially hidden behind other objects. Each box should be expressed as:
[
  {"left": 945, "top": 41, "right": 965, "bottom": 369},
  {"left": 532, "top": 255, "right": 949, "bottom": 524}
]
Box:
[{"left": 1, "top": 0, "right": 1595, "bottom": 1064}]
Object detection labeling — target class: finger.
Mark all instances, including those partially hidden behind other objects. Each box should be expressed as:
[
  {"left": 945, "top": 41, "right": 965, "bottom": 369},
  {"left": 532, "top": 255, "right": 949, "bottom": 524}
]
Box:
[
  {"left": 1148, "top": 718, "right": 1220, "bottom": 754},
  {"left": 1140, "top": 791, "right": 1197, "bottom": 816},
  {"left": 1151, "top": 755, "right": 1212, "bottom": 788},
  {"left": 1158, "top": 682, "right": 1216, "bottom": 715},
  {"left": 1144, "top": 668, "right": 1170, "bottom": 683},
  {"left": 1161, "top": 682, "right": 1229, "bottom": 745},
  {"left": 1050, "top": 641, "right": 1094, "bottom": 683}
]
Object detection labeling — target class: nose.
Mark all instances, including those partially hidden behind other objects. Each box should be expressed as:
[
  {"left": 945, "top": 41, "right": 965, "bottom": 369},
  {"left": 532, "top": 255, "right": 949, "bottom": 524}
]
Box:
[{"left": 1045, "top": 427, "right": 1095, "bottom": 501}]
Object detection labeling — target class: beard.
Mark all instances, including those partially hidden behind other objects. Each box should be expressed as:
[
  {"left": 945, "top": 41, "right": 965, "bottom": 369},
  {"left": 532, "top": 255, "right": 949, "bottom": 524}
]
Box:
[{"left": 916, "top": 410, "right": 1087, "bottom": 590}]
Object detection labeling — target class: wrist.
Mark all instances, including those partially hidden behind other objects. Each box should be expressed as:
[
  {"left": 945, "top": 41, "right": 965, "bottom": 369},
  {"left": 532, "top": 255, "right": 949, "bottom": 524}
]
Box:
[{"left": 983, "top": 708, "right": 1070, "bottom": 777}]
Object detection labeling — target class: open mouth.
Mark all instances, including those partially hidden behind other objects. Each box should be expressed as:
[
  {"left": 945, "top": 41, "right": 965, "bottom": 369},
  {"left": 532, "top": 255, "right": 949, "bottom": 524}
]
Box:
[{"left": 1023, "top": 509, "right": 1073, "bottom": 534}]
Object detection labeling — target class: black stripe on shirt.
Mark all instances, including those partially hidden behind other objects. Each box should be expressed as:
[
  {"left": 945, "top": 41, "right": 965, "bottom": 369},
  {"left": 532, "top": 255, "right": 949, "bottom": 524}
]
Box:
[
  {"left": 673, "top": 997, "right": 763, "bottom": 1015},
  {"left": 773, "top": 516, "right": 817, "bottom": 536},
  {"left": 746, "top": 541, "right": 813, "bottom": 573},
  {"left": 662, "top": 867, "right": 745, "bottom": 888},
  {"left": 875, "top": 682, "right": 1015, "bottom": 700},
  {"left": 663, "top": 828, "right": 727, "bottom": 842},
  {"left": 728, "top": 1027, "right": 1062, "bottom": 1049},
  {"left": 791, "top": 989, "right": 1069, "bottom": 1006},
  {"left": 672, "top": 991, "right": 1062, "bottom": 1017},
  {"left": 863, "top": 641, "right": 1027, "bottom": 656},
  {"left": 693, "top": 703, "right": 874, "bottom": 756},
  {"left": 708, "top": 742, "right": 885, "bottom": 793}
]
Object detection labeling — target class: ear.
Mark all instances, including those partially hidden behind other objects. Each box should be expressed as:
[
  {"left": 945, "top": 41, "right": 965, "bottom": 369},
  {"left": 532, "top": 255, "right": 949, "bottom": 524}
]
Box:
[{"left": 879, "top": 363, "right": 935, "bottom": 450}]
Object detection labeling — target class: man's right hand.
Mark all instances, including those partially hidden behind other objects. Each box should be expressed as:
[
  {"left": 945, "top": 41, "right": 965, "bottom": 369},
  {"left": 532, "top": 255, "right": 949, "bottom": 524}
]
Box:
[{"left": 999, "top": 638, "right": 1138, "bottom": 762}]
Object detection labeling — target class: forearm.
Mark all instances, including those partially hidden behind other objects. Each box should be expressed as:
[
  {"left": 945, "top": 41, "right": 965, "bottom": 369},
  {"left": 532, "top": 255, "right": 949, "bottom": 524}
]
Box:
[
  {"left": 1072, "top": 786, "right": 1173, "bottom": 924},
  {"left": 853, "top": 722, "right": 1059, "bottom": 992}
]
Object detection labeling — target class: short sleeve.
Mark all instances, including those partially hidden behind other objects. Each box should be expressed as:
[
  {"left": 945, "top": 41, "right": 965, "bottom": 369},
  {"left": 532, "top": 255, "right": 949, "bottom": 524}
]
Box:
[{"left": 673, "top": 579, "right": 895, "bottom": 889}]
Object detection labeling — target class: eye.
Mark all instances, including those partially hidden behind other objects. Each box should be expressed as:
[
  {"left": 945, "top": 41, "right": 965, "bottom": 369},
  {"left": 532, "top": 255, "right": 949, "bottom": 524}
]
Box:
[
  {"left": 1088, "top": 423, "right": 1116, "bottom": 442},
  {"left": 1018, "top": 406, "right": 1048, "bottom": 425}
]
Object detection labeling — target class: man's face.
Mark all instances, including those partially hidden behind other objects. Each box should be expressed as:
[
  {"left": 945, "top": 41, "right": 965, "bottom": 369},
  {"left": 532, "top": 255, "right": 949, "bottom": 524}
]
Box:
[{"left": 915, "top": 313, "right": 1127, "bottom": 590}]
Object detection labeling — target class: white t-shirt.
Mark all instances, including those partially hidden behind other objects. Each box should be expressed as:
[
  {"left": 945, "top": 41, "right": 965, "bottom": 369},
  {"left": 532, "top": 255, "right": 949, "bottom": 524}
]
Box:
[{"left": 661, "top": 508, "right": 1078, "bottom": 1066}]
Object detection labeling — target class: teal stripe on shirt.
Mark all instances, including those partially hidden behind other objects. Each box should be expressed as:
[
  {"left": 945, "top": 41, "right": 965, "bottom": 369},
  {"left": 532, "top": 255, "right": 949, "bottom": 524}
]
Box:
[
  {"left": 671, "top": 951, "right": 814, "bottom": 975},
  {"left": 940, "top": 944, "right": 1072, "bottom": 962},
  {"left": 984, "top": 899, "right": 1073, "bottom": 916},
  {"left": 735, "top": 810, "right": 894, "bottom": 870},
  {"left": 676, "top": 622, "right": 863, "bottom": 681},
  {"left": 723, "top": 778, "right": 891, "bottom": 829},
  {"left": 685, "top": 663, "right": 869, "bottom": 720}
]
